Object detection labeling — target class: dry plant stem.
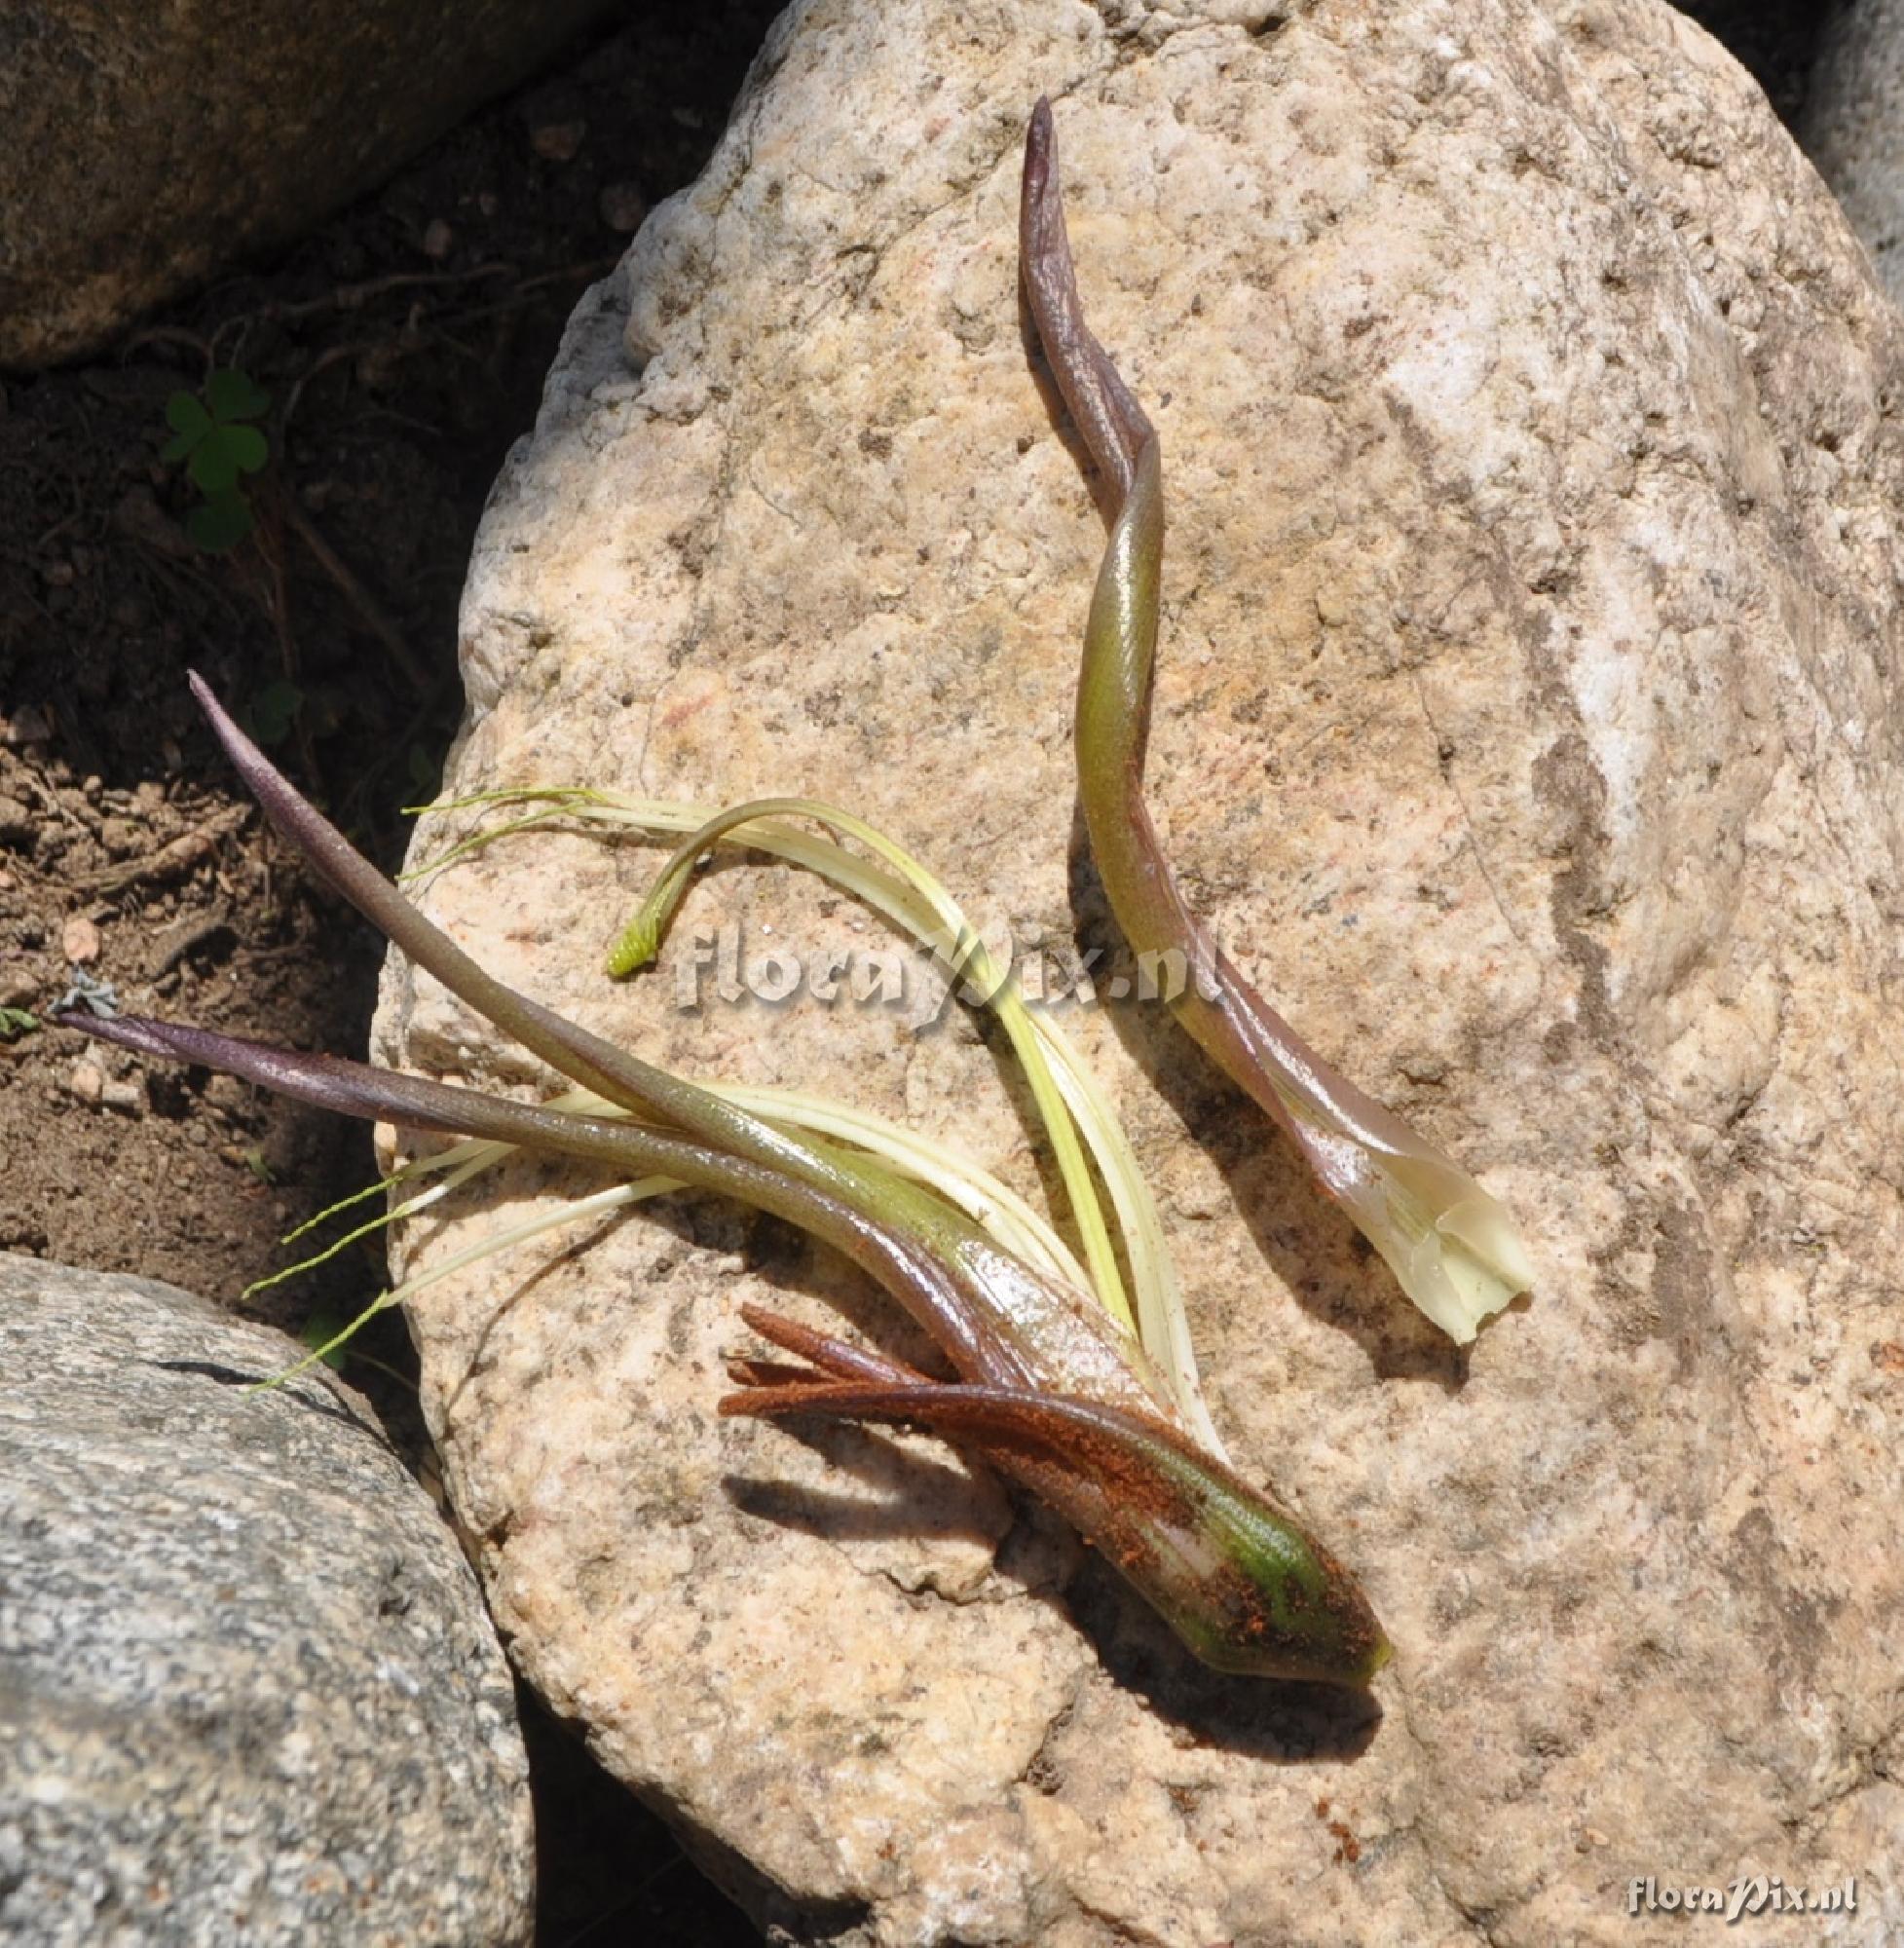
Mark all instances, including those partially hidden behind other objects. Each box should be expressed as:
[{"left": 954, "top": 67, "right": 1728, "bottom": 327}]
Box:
[
  {"left": 736, "top": 1301, "right": 938, "bottom": 1388},
  {"left": 276, "top": 489, "right": 429, "bottom": 696},
  {"left": 1021, "top": 101, "right": 1532, "bottom": 1342}
]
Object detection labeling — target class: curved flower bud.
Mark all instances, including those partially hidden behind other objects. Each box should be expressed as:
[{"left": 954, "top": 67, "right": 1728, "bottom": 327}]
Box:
[
  {"left": 723, "top": 1348, "right": 1391, "bottom": 1686},
  {"left": 1021, "top": 100, "right": 1531, "bottom": 1341}
]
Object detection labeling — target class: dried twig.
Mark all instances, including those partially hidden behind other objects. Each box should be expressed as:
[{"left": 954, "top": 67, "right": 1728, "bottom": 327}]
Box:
[
  {"left": 277, "top": 491, "right": 429, "bottom": 697},
  {"left": 77, "top": 805, "right": 250, "bottom": 894}
]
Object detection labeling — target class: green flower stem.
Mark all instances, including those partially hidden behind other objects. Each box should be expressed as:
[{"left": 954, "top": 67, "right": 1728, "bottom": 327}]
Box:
[
  {"left": 1021, "top": 100, "right": 1532, "bottom": 1343},
  {"left": 72, "top": 1009, "right": 1121, "bottom": 1400},
  {"left": 258, "top": 1074, "right": 1091, "bottom": 1404},
  {"left": 507, "top": 1080, "right": 1094, "bottom": 1294},
  {"left": 709, "top": 1083, "right": 1092, "bottom": 1292}
]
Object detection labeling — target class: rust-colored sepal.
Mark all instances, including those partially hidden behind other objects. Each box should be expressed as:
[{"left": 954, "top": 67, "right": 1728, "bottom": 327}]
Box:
[{"left": 722, "top": 1339, "right": 1391, "bottom": 1688}]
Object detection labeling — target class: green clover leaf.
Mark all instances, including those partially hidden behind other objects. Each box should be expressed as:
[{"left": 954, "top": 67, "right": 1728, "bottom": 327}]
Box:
[
  {"left": 162, "top": 393, "right": 212, "bottom": 458},
  {"left": 186, "top": 490, "right": 255, "bottom": 552},
  {"left": 205, "top": 367, "right": 270, "bottom": 422},
  {"left": 162, "top": 367, "right": 271, "bottom": 549}
]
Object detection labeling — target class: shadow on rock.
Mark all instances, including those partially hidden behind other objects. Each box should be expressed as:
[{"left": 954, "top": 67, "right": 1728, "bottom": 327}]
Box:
[
  {"left": 1064, "top": 798, "right": 1469, "bottom": 1391},
  {"left": 143, "top": 1358, "right": 384, "bottom": 1436},
  {"left": 1066, "top": 1553, "right": 1384, "bottom": 1762},
  {"left": 724, "top": 1418, "right": 1006, "bottom": 1550},
  {"left": 728, "top": 1440, "right": 1383, "bottom": 1763}
]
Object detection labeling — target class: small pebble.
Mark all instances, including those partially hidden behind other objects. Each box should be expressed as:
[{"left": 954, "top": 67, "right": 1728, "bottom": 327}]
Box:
[
  {"left": 530, "top": 119, "right": 586, "bottom": 163},
  {"left": 61, "top": 914, "right": 101, "bottom": 964},
  {"left": 2, "top": 703, "right": 52, "bottom": 746},
  {"left": 204, "top": 1072, "right": 250, "bottom": 1115},
  {"left": 422, "top": 217, "right": 454, "bottom": 260},
  {"left": 100, "top": 1078, "right": 145, "bottom": 1116},
  {"left": 598, "top": 182, "right": 647, "bottom": 234},
  {"left": 67, "top": 1061, "right": 104, "bottom": 1106}
]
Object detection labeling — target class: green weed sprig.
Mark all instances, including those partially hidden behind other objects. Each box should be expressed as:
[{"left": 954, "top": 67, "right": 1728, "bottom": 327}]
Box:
[{"left": 162, "top": 366, "right": 270, "bottom": 551}]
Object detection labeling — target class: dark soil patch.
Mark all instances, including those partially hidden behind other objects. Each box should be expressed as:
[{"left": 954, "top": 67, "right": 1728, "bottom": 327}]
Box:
[{"left": 1, "top": 5, "right": 776, "bottom": 1942}]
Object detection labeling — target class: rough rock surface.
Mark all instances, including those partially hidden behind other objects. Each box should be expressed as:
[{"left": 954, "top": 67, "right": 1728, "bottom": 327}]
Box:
[
  {"left": 0, "top": 1255, "right": 533, "bottom": 1946},
  {"left": 1803, "top": 0, "right": 1904, "bottom": 301},
  {"left": 0, "top": 0, "right": 612, "bottom": 367},
  {"left": 376, "top": 1, "right": 1904, "bottom": 1940}
]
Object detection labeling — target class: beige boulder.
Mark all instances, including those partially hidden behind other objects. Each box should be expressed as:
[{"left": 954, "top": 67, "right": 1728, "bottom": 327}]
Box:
[{"left": 376, "top": 0, "right": 1904, "bottom": 1939}]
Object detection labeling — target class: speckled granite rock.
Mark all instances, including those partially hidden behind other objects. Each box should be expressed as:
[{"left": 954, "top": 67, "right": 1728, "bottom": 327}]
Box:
[
  {"left": 0, "top": 0, "right": 612, "bottom": 367},
  {"left": 0, "top": 1255, "right": 533, "bottom": 1946},
  {"left": 374, "top": 0, "right": 1904, "bottom": 1941},
  {"left": 1803, "top": 0, "right": 1904, "bottom": 301}
]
